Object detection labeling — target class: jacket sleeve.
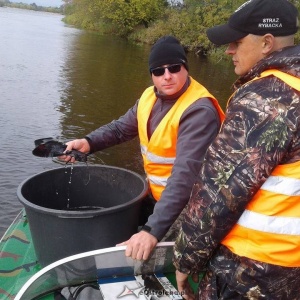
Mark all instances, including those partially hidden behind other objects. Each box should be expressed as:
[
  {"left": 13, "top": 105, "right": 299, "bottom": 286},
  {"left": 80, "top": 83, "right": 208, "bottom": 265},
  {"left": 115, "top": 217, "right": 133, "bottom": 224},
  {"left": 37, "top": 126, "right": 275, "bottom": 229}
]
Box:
[
  {"left": 145, "top": 98, "right": 222, "bottom": 240},
  {"left": 85, "top": 100, "right": 139, "bottom": 152},
  {"left": 173, "top": 80, "right": 296, "bottom": 274}
]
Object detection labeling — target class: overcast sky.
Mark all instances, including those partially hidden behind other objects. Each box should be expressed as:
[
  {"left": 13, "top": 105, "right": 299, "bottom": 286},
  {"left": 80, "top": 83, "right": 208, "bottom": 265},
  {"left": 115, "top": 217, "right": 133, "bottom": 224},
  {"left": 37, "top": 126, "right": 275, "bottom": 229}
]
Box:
[{"left": 11, "top": 0, "right": 63, "bottom": 7}]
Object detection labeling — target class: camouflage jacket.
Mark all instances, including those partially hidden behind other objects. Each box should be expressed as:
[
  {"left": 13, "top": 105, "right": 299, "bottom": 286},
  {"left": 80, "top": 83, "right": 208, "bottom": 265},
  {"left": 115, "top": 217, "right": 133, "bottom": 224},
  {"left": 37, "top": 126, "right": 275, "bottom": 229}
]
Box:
[{"left": 173, "top": 45, "right": 300, "bottom": 274}]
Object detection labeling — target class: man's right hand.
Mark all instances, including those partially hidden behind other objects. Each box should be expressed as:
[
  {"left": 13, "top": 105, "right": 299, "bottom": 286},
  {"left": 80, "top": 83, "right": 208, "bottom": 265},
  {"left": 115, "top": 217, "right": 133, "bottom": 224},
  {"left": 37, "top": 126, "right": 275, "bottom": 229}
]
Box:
[{"left": 60, "top": 138, "right": 90, "bottom": 163}]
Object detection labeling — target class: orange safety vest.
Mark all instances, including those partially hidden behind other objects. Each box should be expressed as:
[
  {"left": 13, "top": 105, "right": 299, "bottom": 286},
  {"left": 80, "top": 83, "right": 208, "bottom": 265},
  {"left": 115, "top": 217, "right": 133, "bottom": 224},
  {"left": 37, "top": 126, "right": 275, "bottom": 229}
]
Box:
[
  {"left": 222, "top": 70, "right": 300, "bottom": 267},
  {"left": 137, "top": 77, "right": 224, "bottom": 200}
]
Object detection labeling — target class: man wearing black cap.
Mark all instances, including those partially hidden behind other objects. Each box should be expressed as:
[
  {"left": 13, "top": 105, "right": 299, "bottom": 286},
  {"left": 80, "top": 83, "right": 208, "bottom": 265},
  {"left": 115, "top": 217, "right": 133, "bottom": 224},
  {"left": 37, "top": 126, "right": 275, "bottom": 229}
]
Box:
[
  {"left": 174, "top": 0, "right": 300, "bottom": 299},
  {"left": 63, "top": 36, "right": 224, "bottom": 260}
]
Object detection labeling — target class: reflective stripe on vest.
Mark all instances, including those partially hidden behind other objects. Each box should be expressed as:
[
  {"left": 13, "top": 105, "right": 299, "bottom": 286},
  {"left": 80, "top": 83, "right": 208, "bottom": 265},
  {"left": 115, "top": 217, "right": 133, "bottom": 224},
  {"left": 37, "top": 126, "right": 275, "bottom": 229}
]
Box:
[
  {"left": 140, "top": 144, "right": 176, "bottom": 165},
  {"left": 237, "top": 210, "right": 300, "bottom": 236},
  {"left": 148, "top": 175, "right": 168, "bottom": 187},
  {"left": 138, "top": 76, "right": 224, "bottom": 200},
  {"left": 222, "top": 71, "right": 300, "bottom": 267},
  {"left": 261, "top": 175, "right": 300, "bottom": 196}
]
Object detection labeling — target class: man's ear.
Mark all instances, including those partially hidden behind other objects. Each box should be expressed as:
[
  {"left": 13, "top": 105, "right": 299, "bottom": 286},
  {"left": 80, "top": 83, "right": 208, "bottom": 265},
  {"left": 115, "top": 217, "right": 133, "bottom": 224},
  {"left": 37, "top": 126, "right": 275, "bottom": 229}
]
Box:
[{"left": 262, "top": 34, "right": 275, "bottom": 55}]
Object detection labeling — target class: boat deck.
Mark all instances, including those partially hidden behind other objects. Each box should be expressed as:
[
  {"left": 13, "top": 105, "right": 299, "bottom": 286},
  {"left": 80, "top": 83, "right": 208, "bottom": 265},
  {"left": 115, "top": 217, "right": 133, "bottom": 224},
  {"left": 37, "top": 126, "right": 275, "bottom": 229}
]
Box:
[
  {"left": 1, "top": 211, "right": 198, "bottom": 300},
  {"left": 0, "top": 210, "right": 53, "bottom": 300}
]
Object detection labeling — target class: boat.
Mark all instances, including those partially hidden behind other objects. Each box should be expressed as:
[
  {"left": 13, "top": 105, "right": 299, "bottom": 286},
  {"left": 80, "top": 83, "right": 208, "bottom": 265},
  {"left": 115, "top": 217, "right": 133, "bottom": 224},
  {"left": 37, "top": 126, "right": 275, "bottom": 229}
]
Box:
[
  {"left": 0, "top": 209, "right": 183, "bottom": 300},
  {"left": 0, "top": 162, "right": 198, "bottom": 299},
  {"left": 0, "top": 210, "right": 42, "bottom": 299}
]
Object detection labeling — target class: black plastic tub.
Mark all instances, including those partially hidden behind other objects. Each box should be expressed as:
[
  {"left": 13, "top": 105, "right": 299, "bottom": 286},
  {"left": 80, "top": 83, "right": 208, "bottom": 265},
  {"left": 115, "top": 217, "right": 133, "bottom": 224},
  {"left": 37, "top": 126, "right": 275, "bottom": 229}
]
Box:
[{"left": 17, "top": 165, "right": 148, "bottom": 266}]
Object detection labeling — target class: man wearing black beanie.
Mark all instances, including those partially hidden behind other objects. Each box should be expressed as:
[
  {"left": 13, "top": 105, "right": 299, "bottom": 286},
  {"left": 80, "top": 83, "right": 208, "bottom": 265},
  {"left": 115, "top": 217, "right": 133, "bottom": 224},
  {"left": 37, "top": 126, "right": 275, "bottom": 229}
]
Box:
[{"left": 63, "top": 36, "right": 224, "bottom": 260}]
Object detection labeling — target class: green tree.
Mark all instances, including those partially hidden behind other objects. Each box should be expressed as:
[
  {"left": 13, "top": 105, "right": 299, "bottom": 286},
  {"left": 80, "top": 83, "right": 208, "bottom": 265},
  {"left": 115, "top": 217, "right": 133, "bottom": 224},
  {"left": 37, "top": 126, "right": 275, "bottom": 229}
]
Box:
[
  {"left": 63, "top": 0, "right": 300, "bottom": 57},
  {"left": 63, "top": 0, "right": 167, "bottom": 36}
]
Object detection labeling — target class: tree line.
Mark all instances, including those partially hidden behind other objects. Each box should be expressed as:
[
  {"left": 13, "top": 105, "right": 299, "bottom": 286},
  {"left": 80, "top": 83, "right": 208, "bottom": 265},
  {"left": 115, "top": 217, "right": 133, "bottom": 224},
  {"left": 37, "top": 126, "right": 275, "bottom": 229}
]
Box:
[
  {"left": 62, "top": 0, "right": 300, "bottom": 58},
  {"left": 0, "top": 0, "right": 63, "bottom": 13}
]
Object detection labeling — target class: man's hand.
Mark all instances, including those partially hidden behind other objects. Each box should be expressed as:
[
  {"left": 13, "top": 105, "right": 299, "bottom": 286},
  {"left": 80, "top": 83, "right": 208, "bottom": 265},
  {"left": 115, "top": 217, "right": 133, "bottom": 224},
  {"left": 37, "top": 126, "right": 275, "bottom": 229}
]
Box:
[
  {"left": 117, "top": 230, "right": 158, "bottom": 260},
  {"left": 59, "top": 138, "right": 90, "bottom": 163},
  {"left": 176, "top": 270, "right": 197, "bottom": 300}
]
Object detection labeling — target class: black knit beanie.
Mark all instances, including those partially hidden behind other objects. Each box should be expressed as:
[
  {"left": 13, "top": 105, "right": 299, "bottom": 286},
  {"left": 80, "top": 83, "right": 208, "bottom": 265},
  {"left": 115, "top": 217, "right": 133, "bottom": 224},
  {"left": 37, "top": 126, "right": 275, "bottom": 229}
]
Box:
[{"left": 148, "top": 36, "right": 188, "bottom": 71}]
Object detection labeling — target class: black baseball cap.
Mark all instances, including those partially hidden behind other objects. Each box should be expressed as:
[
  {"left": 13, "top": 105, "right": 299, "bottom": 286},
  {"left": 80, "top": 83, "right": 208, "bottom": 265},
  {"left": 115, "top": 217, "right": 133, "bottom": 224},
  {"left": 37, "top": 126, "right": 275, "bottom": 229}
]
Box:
[{"left": 207, "top": 0, "right": 299, "bottom": 45}]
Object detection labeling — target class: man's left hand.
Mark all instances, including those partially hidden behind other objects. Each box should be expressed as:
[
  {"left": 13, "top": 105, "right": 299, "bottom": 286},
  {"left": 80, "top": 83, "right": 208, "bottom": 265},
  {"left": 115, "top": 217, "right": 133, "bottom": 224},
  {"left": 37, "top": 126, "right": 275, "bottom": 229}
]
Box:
[{"left": 117, "top": 230, "right": 158, "bottom": 260}]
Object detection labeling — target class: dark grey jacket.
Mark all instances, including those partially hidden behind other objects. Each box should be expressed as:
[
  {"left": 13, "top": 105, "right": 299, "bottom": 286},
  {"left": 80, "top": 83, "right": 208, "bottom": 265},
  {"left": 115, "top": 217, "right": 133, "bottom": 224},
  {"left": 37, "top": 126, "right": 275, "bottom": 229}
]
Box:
[{"left": 86, "top": 77, "right": 222, "bottom": 240}]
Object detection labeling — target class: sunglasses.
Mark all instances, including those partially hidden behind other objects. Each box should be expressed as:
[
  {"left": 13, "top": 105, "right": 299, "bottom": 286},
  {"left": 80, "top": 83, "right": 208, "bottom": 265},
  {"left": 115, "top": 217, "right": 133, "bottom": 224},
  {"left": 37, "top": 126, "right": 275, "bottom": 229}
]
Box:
[{"left": 150, "top": 64, "right": 182, "bottom": 77}]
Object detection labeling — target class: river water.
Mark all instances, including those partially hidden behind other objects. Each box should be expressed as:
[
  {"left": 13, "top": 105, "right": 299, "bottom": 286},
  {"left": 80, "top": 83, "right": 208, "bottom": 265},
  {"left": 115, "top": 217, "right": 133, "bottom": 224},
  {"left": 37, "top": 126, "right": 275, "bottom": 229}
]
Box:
[{"left": 0, "top": 7, "right": 236, "bottom": 237}]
